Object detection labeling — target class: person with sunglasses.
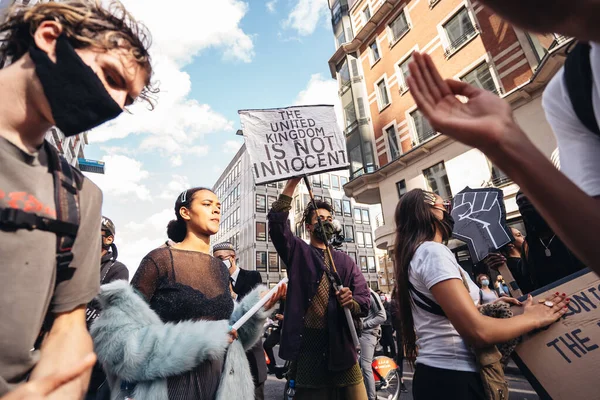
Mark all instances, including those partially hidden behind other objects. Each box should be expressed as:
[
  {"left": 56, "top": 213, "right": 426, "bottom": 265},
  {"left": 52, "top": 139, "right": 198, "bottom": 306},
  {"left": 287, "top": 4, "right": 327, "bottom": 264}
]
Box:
[{"left": 393, "top": 189, "right": 569, "bottom": 399}]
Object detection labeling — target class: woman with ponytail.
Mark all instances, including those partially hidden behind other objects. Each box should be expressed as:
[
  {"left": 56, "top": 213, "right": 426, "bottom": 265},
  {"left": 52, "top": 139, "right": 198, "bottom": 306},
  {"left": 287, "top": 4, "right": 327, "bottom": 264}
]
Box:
[
  {"left": 91, "top": 188, "right": 284, "bottom": 399},
  {"left": 393, "top": 189, "right": 569, "bottom": 400}
]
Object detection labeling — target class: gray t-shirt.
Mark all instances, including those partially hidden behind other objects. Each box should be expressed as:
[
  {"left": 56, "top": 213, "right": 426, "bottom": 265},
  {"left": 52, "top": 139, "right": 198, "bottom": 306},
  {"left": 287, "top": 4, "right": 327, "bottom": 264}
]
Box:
[{"left": 0, "top": 137, "right": 102, "bottom": 394}]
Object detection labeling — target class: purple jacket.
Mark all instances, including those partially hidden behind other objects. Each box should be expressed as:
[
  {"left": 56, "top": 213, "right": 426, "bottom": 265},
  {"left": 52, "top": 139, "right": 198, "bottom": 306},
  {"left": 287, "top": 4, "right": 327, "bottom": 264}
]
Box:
[{"left": 268, "top": 207, "right": 370, "bottom": 371}]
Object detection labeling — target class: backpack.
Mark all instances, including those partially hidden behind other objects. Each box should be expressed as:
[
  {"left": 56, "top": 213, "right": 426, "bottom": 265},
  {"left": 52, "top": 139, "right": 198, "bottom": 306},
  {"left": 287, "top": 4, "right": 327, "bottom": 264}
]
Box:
[
  {"left": 0, "top": 140, "right": 82, "bottom": 348},
  {"left": 563, "top": 42, "right": 600, "bottom": 137}
]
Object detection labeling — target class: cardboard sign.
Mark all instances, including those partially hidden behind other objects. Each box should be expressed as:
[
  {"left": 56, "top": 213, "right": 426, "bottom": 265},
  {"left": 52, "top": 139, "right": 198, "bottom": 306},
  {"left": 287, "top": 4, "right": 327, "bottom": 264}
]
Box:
[
  {"left": 239, "top": 105, "right": 349, "bottom": 184},
  {"left": 451, "top": 187, "right": 513, "bottom": 263},
  {"left": 512, "top": 269, "right": 600, "bottom": 399}
]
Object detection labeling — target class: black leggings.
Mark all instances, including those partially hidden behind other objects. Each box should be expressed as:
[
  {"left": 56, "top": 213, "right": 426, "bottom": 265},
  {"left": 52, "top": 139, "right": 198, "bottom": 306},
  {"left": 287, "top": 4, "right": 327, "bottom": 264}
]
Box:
[{"left": 413, "top": 364, "right": 485, "bottom": 400}]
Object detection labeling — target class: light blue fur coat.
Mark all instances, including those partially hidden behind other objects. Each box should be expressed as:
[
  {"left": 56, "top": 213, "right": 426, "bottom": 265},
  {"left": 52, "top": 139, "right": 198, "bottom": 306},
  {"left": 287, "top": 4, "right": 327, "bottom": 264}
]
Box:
[{"left": 90, "top": 280, "right": 271, "bottom": 400}]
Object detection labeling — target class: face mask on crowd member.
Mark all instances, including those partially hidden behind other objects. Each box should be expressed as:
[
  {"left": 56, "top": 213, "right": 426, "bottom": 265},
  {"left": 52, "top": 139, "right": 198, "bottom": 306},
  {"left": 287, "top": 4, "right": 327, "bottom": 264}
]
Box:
[
  {"left": 303, "top": 200, "right": 335, "bottom": 245},
  {"left": 424, "top": 192, "right": 455, "bottom": 240}
]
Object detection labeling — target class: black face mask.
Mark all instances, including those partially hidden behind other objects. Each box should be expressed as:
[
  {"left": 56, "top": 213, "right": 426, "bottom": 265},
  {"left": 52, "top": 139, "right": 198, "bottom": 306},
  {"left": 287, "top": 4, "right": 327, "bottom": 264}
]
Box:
[
  {"left": 440, "top": 211, "right": 455, "bottom": 237},
  {"left": 311, "top": 220, "right": 336, "bottom": 243},
  {"left": 29, "top": 35, "right": 123, "bottom": 136}
]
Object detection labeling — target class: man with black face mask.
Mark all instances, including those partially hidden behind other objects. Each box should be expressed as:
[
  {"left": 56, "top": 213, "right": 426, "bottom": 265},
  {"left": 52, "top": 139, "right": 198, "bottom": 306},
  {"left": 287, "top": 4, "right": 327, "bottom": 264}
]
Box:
[
  {"left": 86, "top": 217, "right": 128, "bottom": 400},
  {"left": 268, "top": 178, "right": 371, "bottom": 400},
  {"left": 0, "top": 1, "right": 153, "bottom": 398}
]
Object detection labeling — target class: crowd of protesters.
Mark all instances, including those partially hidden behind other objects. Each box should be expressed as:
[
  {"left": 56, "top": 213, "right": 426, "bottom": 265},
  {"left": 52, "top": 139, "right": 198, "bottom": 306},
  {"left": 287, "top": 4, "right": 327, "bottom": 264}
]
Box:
[{"left": 0, "top": 0, "right": 598, "bottom": 399}]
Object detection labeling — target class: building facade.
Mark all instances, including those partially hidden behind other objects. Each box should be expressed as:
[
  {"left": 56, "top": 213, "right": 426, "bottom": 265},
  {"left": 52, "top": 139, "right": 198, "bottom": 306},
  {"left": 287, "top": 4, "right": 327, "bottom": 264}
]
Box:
[
  {"left": 212, "top": 144, "right": 385, "bottom": 290},
  {"left": 328, "top": 0, "right": 572, "bottom": 285}
]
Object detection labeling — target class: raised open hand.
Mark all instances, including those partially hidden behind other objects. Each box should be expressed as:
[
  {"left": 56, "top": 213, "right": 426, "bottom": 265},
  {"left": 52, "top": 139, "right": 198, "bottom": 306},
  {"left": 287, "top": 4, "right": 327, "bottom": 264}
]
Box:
[{"left": 407, "top": 52, "right": 521, "bottom": 153}]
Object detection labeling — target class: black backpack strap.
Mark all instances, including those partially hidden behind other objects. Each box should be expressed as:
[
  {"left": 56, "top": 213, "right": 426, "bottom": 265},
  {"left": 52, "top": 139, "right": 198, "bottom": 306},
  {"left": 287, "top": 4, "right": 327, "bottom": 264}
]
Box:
[
  {"left": 564, "top": 42, "right": 600, "bottom": 137},
  {"left": 45, "top": 141, "right": 82, "bottom": 284},
  {"left": 408, "top": 280, "right": 446, "bottom": 317}
]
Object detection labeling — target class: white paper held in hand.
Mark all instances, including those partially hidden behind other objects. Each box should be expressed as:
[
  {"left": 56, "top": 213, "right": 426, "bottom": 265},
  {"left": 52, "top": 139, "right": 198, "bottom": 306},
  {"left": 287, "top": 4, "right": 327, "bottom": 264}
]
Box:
[{"left": 231, "top": 277, "right": 288, "bottom": 331}]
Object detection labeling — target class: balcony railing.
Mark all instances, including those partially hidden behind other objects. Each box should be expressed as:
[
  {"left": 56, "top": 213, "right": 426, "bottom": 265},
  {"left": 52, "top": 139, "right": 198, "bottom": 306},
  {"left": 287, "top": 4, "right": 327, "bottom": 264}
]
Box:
[
  {"left": 350, "top": 163, "right": 378, "bottom": 179},
  {"left": 444, "top": 24, "right": 478, "bottom": 57},
  {"left": 492, "top": 176, "right": 513, "bottom": 187}
]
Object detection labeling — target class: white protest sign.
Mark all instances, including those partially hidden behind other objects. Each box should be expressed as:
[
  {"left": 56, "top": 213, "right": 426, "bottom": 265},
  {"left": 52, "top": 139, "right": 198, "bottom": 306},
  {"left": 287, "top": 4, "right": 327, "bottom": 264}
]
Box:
[{"left": 239, "top": 105, "right": 349, "bottom": 184}]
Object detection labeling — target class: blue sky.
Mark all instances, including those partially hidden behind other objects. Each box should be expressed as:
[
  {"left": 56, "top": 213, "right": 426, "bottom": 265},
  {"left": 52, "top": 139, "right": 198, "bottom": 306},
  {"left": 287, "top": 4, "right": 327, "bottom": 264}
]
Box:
[{"left": 84, "top": 0, "right": 342, "bottom": 271}]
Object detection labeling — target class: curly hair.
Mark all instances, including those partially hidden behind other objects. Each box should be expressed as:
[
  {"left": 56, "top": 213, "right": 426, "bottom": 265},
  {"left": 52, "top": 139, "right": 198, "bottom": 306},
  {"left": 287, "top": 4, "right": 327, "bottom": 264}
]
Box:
[
  {"left": 0, "top": 0, "right": 157, "bottom": 105},
  {"left": 302, "top": 200, "right": 333, "bottom": 226}
]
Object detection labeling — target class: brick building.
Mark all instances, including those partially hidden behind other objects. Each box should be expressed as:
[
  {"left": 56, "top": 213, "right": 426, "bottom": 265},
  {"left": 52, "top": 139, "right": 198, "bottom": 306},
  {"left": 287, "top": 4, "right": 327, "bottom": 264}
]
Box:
[{"left": 328, "top": 0, "right": 572, "bottom": 284}]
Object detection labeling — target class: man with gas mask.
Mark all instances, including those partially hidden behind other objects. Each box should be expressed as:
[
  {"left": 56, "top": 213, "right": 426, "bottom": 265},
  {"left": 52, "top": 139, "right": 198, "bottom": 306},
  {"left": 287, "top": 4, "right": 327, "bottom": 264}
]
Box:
[
  {"left": 268, "top": 177, "right": 370, "bottom": 400},
  {"left": 212, "top": 241, "right": 267, "bottom": 400},
  {"left": 85, "top": 217, "right": 128, "bottom": 400},
  {"left": 0, "top": 1, "right": 154, "bottom": 398}
]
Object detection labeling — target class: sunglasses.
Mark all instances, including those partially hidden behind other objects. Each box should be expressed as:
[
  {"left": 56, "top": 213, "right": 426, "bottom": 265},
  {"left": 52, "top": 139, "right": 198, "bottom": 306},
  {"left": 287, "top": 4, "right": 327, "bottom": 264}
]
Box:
[{"left": 432, "top": 200, "right": 452, "bottom": 214}]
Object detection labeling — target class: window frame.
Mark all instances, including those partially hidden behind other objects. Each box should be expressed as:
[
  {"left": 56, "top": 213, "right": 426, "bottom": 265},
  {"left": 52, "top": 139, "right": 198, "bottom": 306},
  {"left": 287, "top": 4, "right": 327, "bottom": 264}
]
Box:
[
  {"left": 359, "top": 255, "right": 368, "bottom": 272},
  {"left": 255, "top": 194, "right": 266, "bottom": 213},
  {"left": 369, "top": 40, "right": 381, "bottom": 65},
  {"left": 256, "top": 221, "right": 267, "bottom": 242},
  {"left": 255, "top": 251, "right": 267, "bottom": 272},
  {"left": 423, "top": 161, "right": 453, "bottom": 200},
  {"left": 440, "top": 5, "right": 478, "bottom": 57},
  {"left": 345, "top": 225, "right": 355, "bottom": 242},
  {"left": 396, "top": 179, "right": 407, "bottom": 198},
  {"left": 384, "top": 123, "right": 400, "bottom": 161},
  {"left": 409, "top": 107, "right": 436, "bottom": 145},
  {"left": 354, "top": 208, "right": 362, "bottom": 224},
  {"left": 343, "top": 200, "right": 352, "bottom": 217},
  {"left": 375, "top": 77, "right": 391, "bottom": 111},
  {"left": 356, "top": 231, "right": 365, "bottom": 248},
  {"left": 331, "top": 175, "right": 340, "bottom": 190},
  {"left": 387, "top": 8, "right": 411, "bottom": 46}
]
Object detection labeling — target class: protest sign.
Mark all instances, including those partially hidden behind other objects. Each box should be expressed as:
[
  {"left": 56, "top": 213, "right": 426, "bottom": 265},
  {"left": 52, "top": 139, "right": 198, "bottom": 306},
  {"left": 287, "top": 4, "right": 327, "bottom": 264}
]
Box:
[
  {"left": 512, "top": 269, "right": 600, "bottom": 399},
  {"left": 451, "top": 187, "right": 513, "bottom": 263},
  {"left": 239, "top": 105, "right": 349, "bottom": 185}
]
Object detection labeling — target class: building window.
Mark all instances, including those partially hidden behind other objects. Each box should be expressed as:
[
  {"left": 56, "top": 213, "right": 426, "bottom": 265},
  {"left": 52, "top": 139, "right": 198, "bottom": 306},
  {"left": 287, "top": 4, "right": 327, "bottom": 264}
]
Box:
[
  {"left": 348, "top": 252, "right": 357, "bottom": 263},
  {"left": 256, "top": 222, "right": 267, "bottom": 241},
  {"left": 377, "top": 79, "right": 390, "bottom": 109},
  {"left": 389, "top": 10, "right": 409, "bottom": 44},
  {"left": 256, "top": 251, "right": 267, "bottom": 272},
  {"left": 332, "top": 175, "right": 340, "bottom": 190},
  {"left": 443, "top": 7, "right": 477, "bottom": 55},
  {"left": 313, "top": 174, "right": 322, "bottom": 188},
  {"left": 361, "top": 209, "right": 370, "bottom": 225},
  {"left": 338, "top": 59, "right": 351, "bottom": 89},
  {"left": 423, "top": 161, "right": 453, "bottom": 200},
  {"left": 357, "top": 231, "right": 365, "bottom": 248},
  {"left": 398, "top": 55, "right": 413, "bottom": 92},
  {"left": 396, "top": 179, "right": 407, "bottom": 198},
  {"left": 365, "top": 232, "right": 373, "bottom": 248},
  {"left": 345, "top": 225, "right": 354, "bottom": 242},
  {"left": 324, "top": 197, "right": 332, "bottom": 206},
  {"left": 336, "top": 30, "right": 346, "bottom": 48},
  {"left": 343, "top": 200, "right": 352, "bottom": 217},
  {"left": 345, "top": 103, "right": 357, "bottom": 128},
  {"left": 334, "top": 199, "right": 342, "bottom": 215},
  {"left": 268, "top": 195, "right": 277, "bottom": 209},
  {"left": 461, "top": 62, "right": 497, "bottom": 94},
  {"left": 411, "top": 109, "right": 436, "bottom": 144},
  {"left": 370, "top": 41, "right": 381, "bottom": 64},
  {"left": 322, "top": 174, "right": 330, "bottom": 188},
  {"left": 359, "top": 256, "right": 368, "bottom": 272},
  {"left": 362, "top": 5, "right": 371, "bottom": 23},
  {"left": 341, "top": 176, "right": 348, "bottom": 186},
  {"left": 256, "top": 194, "right": 266, "bottom": 213},
  {"left": 354, "top": 208, "right": 362, "bottom": 224},
  {"left": 268, "top": 252, "right": 279, "bottom": 272},
  {"left": 367, "top": 256, "right": 376, "bottom": 272},
  {"left": 295, "top": 196, "right": 301, "bottom": 213},
  {"left": 385, "top": 125, "right": 400, "bottom": 161}
]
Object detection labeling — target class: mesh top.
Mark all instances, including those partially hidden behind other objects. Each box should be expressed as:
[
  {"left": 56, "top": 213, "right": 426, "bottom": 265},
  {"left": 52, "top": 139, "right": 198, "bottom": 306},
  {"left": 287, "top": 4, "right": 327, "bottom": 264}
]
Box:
[
  {"left": 132, "top": 247, "right": 234, "bottom": 322},
  {"left": 131, "top": 246, "right": 235, "bottom": 400}
]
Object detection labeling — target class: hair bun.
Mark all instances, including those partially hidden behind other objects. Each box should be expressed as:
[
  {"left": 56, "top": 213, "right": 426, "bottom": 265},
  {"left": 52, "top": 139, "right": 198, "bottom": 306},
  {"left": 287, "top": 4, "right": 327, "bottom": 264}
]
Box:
[{"left": 167, "top": 219, "right": 186, "bottom": 243}]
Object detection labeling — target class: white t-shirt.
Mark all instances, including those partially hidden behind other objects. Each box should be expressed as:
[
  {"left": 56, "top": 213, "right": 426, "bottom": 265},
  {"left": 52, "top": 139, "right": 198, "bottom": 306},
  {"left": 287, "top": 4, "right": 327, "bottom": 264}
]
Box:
[
  {"left": 542, "top": 42, "right": 600, "bottom": 197},
  {"left": 409, "top": 242, "right": 480, "bottom": 372}
]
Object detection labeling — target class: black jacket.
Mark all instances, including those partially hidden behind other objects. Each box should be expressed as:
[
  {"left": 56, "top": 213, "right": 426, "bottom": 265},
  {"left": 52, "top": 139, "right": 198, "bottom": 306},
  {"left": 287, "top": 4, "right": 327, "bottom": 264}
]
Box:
[
  {"left": 232, "top": 268, "right": 267, "bottom": 386},
  {"left": 88, "top": 252, "right": 129, "bottom": 395}
]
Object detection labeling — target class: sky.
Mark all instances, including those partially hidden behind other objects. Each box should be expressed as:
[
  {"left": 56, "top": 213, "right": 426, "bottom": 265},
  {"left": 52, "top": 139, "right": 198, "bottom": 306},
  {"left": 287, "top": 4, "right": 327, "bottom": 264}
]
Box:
[{"left": 84, "top": 0, "right": 342, "bottom": 272}]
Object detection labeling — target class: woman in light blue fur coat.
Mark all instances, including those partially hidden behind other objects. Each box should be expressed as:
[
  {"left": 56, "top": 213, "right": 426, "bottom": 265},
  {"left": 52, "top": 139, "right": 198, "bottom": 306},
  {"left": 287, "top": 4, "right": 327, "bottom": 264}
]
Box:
[{"left": 91, "top": 187, "right": 283, "bottom": 400}]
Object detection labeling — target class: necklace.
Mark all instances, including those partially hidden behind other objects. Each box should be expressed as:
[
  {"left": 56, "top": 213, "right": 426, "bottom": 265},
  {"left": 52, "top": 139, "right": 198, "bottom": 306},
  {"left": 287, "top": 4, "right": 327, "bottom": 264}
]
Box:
[{"left": 539, "top": 235, "right": 556, "bottom": 257}]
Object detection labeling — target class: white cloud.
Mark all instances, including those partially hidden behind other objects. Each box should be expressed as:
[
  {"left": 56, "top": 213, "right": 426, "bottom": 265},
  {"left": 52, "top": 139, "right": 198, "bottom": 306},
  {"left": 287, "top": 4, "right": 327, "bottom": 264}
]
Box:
[
  {"left": 223, "top": 139, "right": 243, "bottom": 154},
  {"left": 159, "top": 175, "right": 191, "bottom": 200},
  {"left": 118, "top": 208, "right": 175, "bottom": 273},
  {"left": 266, "top": 0, "right": 278, "bottom": 13},
  {"left": 84, "top": 155, "right": 151, "bottom": 201},
  {"left": 284, "top": 0, "right": 329, "bottom": 36},
  {"left": 88, "top": 0, "right": 247, "bottom": 156},
  {"left": 294, "top": 73, "right": 343, "bottom": 130}
]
